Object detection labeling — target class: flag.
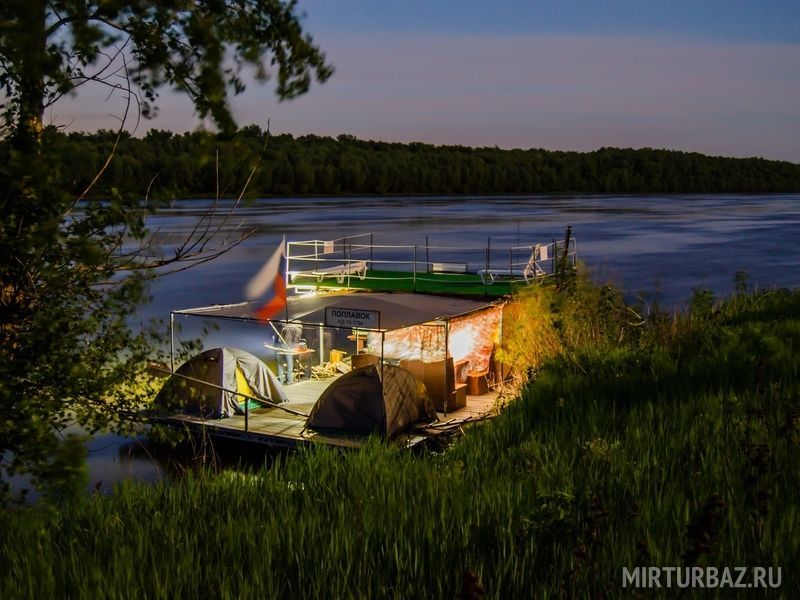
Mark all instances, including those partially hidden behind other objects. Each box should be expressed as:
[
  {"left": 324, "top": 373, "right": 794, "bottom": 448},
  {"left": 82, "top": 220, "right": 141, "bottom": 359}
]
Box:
[{"left": 246, "top": 238, "right": 287, "bottom": 321}]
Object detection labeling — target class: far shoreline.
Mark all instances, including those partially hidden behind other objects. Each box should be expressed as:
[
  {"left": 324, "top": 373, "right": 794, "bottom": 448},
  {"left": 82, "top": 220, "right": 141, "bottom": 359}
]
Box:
[{"left": 82, "top": 190, "right": 800, "bottom": 203}]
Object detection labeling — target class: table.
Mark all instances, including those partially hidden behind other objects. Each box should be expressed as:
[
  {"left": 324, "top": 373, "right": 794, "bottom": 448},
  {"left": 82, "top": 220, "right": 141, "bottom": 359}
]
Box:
[{"left": 265, "top": 344, "right": 316, "bottom": 383}]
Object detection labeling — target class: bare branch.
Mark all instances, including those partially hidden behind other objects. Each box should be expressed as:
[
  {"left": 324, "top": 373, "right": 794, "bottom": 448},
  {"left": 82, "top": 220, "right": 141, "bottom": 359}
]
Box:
[
  {"left": 213, "top": 120, "right": 271, "bottom": 247},
  {"left": 52, "top": 45, "right": 270, "bottom": 289},
  {"left": 45, "top": 41, "right": 134, "bottom": 109},
  {"left": 237, "top": 119, "right": 271, "bottom": 204},
  {"left": 64, "top": 51, "right": 137, "bottom": 217}
]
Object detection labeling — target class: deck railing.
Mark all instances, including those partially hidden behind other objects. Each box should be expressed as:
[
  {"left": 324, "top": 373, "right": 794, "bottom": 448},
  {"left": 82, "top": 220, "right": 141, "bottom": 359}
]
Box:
[{"left": 286, "top": 229, "right": 577, "bottom": 292}]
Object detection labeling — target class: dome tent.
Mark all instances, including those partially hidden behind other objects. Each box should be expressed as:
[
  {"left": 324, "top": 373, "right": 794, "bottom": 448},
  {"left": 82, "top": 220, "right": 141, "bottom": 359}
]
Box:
[
  {"left": 306, "top": 364, "right": 436, "bottom": 438},
  {"left": 156, "top": 347, "right": 288, "bottom": 418}
]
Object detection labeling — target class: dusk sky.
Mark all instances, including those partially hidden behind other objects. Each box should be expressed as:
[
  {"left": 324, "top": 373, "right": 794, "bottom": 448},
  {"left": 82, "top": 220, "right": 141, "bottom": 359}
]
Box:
[{"left": 58, "top": 0, "right": 800, "bottom": 162}]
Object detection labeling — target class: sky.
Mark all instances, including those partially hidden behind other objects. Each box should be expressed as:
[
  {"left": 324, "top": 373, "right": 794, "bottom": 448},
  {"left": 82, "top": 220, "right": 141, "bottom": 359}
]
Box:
[{"left": 56, "top": 0, "right": 800, "bottom": 162}]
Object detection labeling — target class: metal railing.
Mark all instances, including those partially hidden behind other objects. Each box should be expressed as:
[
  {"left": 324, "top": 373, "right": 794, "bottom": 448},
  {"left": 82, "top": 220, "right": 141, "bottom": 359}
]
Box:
[{"left": 286, "top": 229, "right": 577, "bottom": 291}]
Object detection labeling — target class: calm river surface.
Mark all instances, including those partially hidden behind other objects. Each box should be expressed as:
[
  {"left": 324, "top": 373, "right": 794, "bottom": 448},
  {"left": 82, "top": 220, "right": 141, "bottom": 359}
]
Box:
[
  {"left": 13, "top": 194, "right": 800, "bottom": 497},
  {"left": 145, "top": 193, "right": 800, "bottom": 318}
]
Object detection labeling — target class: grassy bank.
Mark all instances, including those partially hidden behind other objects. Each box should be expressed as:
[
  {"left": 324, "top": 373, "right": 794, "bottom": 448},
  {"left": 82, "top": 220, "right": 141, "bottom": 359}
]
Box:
[{"left": 2, "top": 283, "right": 799, "bottom": 598}]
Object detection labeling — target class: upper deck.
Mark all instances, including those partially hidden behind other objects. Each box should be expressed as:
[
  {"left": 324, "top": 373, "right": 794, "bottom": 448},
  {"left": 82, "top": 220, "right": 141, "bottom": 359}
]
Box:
[{"left": 285, "top": 230, "right": 576, "bottom": 297}]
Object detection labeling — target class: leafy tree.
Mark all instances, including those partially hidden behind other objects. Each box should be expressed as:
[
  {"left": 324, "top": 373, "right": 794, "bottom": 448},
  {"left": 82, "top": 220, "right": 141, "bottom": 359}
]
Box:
[
  {"left": 0, "top": 1, "right": 331, "bottom": 501},
  {"left": 11, "top": 127, "right": 800, "bottom": 198}
]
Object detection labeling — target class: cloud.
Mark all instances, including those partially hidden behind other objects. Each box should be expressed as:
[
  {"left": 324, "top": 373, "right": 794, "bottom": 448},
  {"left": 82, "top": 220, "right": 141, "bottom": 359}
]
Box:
[{"left": 58, "top": 32, "right": 800, "bottom": 161}]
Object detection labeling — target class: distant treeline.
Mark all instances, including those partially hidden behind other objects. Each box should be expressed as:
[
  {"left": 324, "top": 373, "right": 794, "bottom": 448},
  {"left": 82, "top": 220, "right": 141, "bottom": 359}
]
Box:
[{"left": 31, "top": 125, "right": 800, "bottom": 197}]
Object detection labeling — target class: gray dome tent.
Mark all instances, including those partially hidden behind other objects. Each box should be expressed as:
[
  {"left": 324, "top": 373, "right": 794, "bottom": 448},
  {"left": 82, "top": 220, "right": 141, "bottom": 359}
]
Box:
[
  {"left": 156, "top": 347, "right": 287, "bottom": 418},
  {"left": 306, "top": 364, "right": 436, "bottom": 438}
]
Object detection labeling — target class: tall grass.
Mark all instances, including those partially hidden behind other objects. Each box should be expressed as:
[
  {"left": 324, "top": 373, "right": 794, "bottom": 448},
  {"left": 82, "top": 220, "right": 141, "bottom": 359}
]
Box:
[{"left": 1, "top": 283, "right": 799, "bottom": 598}]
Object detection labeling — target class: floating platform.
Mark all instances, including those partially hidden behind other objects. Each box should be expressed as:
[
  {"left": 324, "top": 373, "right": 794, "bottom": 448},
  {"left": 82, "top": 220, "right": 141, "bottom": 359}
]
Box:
[
  {"left": 155, "top": 230, "right": 578, "bottom": 451},
  {"left": 153, "top": 376, "right": 504, "bottom": 449}
]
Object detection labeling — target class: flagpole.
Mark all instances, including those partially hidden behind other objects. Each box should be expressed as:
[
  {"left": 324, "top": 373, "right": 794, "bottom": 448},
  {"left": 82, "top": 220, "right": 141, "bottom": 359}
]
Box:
[{"left": 283, "top": 235, "right": 290, "bottom": 324}]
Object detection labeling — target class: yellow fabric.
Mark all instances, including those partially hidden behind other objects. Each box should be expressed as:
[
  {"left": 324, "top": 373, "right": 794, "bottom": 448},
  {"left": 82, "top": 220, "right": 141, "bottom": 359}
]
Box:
[{"left": 235, "top": 366, "right": 255, "bottom": 401}]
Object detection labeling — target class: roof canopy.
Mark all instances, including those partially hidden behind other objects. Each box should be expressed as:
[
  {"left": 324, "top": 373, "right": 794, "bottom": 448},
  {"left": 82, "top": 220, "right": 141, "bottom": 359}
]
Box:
[{"left": 174, "top": 291, "right": 499, "bottom": 331}]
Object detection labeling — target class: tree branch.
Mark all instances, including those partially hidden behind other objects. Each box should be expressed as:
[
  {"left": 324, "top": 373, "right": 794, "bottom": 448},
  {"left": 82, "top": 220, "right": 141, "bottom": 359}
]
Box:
[{"left": 64, "top": 50, "right": 137, "bottom": 217}]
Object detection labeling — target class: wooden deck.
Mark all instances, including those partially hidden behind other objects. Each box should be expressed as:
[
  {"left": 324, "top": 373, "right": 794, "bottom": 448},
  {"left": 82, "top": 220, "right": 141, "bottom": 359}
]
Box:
[{"left": 155, "top": 375, "right": 505, "bottom": 449}]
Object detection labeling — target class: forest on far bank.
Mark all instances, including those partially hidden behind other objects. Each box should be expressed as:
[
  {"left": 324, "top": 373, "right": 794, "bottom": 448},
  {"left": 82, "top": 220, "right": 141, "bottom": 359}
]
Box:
[{"left": 23, "top": 125, "right": 800, "bottom": 198}]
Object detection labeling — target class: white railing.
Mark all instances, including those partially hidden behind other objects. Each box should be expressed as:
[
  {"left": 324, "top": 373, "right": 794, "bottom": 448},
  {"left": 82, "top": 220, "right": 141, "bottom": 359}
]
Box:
[{"left": 285, "top": 231, "right": 577, "bottom": 290}]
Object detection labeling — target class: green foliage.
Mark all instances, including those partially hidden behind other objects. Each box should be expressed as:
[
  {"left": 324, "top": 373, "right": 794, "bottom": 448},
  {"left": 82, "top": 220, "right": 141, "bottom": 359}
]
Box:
[
  {"left": 0, "top": 1, "right": 329, "bottom": 502},
  {"left": 0, "top": 131, "right": 162, "bottom": 499},
  {"left": 0, "top": 1, "right": 332, "bottom": 138},
  {"left": 494, "top": 286, "right": 562, "bottom": 383},
  {"left": 2, "top": 287, "right": 799, "bottom": 597},
  {"left": 20, "top": 128, "right": 800, "bottom": 198}
]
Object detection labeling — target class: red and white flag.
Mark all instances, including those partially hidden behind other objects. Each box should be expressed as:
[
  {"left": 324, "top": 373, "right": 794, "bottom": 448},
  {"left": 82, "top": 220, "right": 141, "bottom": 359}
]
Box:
[{"left": 245, "top": 237, "right": 287, "bottom": 321}]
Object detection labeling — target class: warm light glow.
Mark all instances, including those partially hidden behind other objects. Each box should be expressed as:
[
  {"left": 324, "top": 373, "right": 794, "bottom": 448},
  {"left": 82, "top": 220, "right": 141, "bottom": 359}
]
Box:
[
  {"left": 448, "top": 325, "right": 477, "bottom": 363},
  {"left": 448, "top": 307, "right": 502, "bottom": 372},
  {"left": 367, "top": 324, "right": 445, "bottom": 362},
  {"left": 364, "top": 306, "right": 503, "bottom": 371}
]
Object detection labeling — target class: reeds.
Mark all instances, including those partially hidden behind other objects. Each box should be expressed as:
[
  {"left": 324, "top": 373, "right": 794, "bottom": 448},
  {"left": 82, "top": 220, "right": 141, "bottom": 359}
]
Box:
[{"left": 2, "top": 284, "right": 799, "bottom": 598}]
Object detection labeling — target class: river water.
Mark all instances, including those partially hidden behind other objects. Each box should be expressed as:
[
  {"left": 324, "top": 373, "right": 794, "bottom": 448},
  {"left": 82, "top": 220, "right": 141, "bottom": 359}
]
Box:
[
  {"left": 12, "top": 194, "right": 800, "bottom": 497},
  {"left": 145, "top": 193, "right": 800, "bottom": 317}
]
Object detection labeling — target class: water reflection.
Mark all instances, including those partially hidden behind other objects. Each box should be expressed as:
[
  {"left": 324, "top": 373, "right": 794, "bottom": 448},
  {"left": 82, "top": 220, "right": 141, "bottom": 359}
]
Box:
[{"left": 9, "top": 431, "right": 285, "bottom": 502}]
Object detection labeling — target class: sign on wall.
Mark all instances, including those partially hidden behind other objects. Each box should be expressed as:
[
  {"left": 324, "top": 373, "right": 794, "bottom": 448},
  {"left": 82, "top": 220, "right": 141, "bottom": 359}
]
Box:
[{"left": 324, "top": 307, "right": 381, "bottom": 329}]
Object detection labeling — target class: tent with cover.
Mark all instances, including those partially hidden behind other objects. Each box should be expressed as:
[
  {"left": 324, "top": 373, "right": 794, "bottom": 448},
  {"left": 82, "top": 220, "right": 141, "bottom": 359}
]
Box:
[
  {"left": 306, "top": 364, "right": 436, "bottom": 438},
  {"left": 156, "top": 347, "right": 288, "bottom": 417}
]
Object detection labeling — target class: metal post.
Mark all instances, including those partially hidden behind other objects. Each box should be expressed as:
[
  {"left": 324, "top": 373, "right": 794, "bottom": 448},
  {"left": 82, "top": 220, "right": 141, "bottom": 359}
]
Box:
[
  {"left": 562, "top": 225, "right": 572, "bottom": 264},
  {"left": 169, "top": 312, "right": 175, "bottom": 373},
  {"left": 245, "top": 397, "right": 249, "bottom": 431},
  {"left": 380, "top": 331, "right": 385, "bottom": 382},
  {"left": 379, "top": 331, "right": 386, "bottom": 428},
  {"left": 284, "top": 237, "right": 290, "bottom": 291},
  {"left": 284, "top": 238, "right": 291, "bottom": 320},
  {"left": 346, "top": 241, "right": 351, "bottom": 288},
  {"left": 412, "top": 246, "right": 417, "bottom": 291},
  {"left": 319, "top": 324, "right": 325, "bottom": 366},
  {"left": 443, "top": 321, "right": 449, "bottom": 417},
  {"left": 559, "top": 225, "right": 573, "bottom": 290},
  {"left": 425, "top": 235, "right": 430, "bottom": 272},
  {"left": 484, "top": 239, "right": 490, "bottom": 296},
  {"left": 370, "top": 233, "right": 373, "bottom": 265}
]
